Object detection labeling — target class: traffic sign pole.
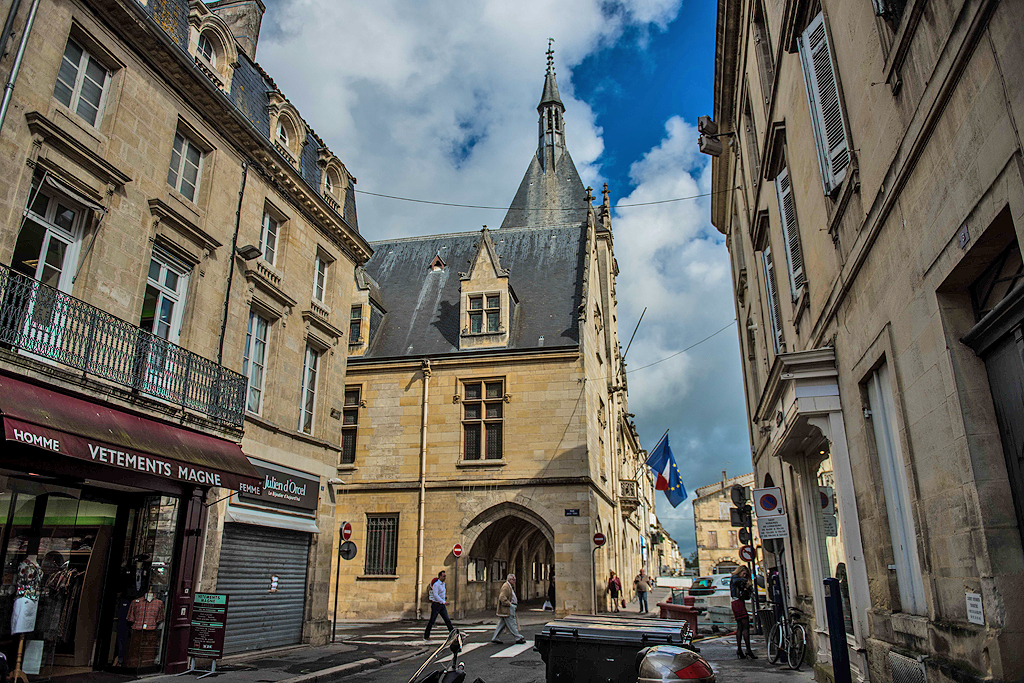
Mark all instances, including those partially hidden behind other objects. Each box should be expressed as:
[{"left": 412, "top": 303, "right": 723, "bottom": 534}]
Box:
[
  {"left": 591, "top": 533, "right": 606, "bottom": 615},
  {"left": 332, "top": 523, "right": 347, "bottom": 643},
  {"left": 452, "top": 544, "right": 462, "bottom": 618}
]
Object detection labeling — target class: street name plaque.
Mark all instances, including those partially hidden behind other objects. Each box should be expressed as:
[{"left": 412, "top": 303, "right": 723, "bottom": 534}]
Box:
[{"left": 187, "top": 593, "right": 230, "bottom": 659}]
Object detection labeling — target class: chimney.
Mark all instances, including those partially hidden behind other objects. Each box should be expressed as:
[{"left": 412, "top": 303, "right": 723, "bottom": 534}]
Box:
[
  {"left": 721, "top": 470, "right": 727, "bottom": 491},
  {"left": 207, "top": 0, "right": 265, "bottom": 60}
]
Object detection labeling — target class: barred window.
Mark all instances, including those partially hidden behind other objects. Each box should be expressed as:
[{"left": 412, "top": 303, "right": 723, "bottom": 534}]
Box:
[
  {"left": 364, "top": 515, "right": 399, "bottom": 575},
  {"left": 463, "top": 379, "right": 503, "bottom": 460},
  {"left": 341, "top": 387, "right": 359, "bottom": 465}
]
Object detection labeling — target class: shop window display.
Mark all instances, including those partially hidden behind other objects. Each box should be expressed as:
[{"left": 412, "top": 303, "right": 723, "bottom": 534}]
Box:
[{"left": 0, "top": 478, "right": 180, "bottom": 680}]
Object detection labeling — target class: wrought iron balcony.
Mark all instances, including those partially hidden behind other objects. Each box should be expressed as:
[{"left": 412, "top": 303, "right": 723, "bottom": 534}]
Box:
[
  {"left": 619, "top": 479, "right": 641, "bottom": 514},
  {"left": 0, "top": 264, "right": 246, "bottom": 427}
]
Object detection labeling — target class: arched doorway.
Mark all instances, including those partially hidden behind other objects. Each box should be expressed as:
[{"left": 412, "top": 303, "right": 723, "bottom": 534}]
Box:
[{"left": 460, "top": 504, "right": 554, "bottom": 614}]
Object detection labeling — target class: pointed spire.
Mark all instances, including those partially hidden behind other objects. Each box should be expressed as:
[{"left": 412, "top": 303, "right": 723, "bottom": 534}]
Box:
[{"left": 538, "top": 39, "right": 564, "bottom": 113}]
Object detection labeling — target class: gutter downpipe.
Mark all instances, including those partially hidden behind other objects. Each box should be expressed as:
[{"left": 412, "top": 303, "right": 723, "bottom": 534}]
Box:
[
  {"left": 0, "top": 0, "right": 39, "bottom": 132},
  {"left": 217, "top": 161, "right": 248, "bottom": 365},
  {"left": 0, "top": 0, "right": 24, "bottom": 65},
  {"left": 415, "top": 359, "right": 431, "bottom": 621}
]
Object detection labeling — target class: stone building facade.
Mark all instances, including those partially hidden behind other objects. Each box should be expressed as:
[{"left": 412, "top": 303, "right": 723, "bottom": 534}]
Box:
[
  {"left": 711, "top": 0, "right": 1024, "bottom": 680},
  {"left": 0, "top": 0, "right": 368, "bottom": 672},
  {"left": 692, "top": 472, "right": 759, "bottom": 577},
  {"left": 331, "top": 62, "right": 656, "bottom": 620}
]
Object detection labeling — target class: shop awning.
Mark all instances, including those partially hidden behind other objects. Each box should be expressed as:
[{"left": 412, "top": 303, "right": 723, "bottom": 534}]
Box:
[
  {"left": 0, "top": 375, "right": 260, "bottom": 492},
  {"left": 225, "top": 504, "right": 320, "bottom": 534}
]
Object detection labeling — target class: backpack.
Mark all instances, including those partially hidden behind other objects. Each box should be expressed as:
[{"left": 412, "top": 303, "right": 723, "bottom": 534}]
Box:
[{"left": 427, "top": 577, "right": 438, "bottom": 600}]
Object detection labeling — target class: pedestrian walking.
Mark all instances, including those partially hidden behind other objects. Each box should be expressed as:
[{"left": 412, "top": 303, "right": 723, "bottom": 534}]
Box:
[
  {"left": 731, "top": 565, "right": 757, "bottom": 659},
  {"left": 544, "top": 577, "right": 555, "bottom": 611},
  {"left": 491, "top": 573, "right": 526, "bottom": 645},
  {"left": 423, "top": 570, "right": 453, "bottom": 640},
  {"left": 606, "top": 571, "right": 622, "bottom": 612},
  {"left": 634, "top": 570, "right": 651, "bottom": 613}
]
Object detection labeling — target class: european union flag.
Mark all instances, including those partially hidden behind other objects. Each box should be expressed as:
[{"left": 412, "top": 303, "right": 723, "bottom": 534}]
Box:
[{"left": 645, "top": 434, "right": 687, "bottom": 508}]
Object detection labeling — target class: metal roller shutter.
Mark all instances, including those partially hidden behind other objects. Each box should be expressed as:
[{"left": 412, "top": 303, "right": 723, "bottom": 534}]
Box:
[{"left": 217, "top": 523, "right": 310, "bottom": 653}]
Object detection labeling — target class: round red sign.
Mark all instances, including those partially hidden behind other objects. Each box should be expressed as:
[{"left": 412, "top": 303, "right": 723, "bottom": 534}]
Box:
[
  {"left": 453, "top": 543, "right": 463, "bottom": 557},
  {"left": 739, "top": 545, "right": 755, "bottom": 563},
  {"left": 341, "top": 521, "right": 352, "bottom": 541},
  {"left": 593, "top": 532, "right": 606, "bottom": 547}
]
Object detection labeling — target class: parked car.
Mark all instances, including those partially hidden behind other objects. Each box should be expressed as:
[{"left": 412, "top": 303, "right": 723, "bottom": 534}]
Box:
[{"left": 686, "top": 575, "right": 732, "bottom": 612}]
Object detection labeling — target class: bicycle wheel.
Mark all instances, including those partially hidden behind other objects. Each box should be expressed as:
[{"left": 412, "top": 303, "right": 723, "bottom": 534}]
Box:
[
  {"left": 767, "top": 622, "right": 784, "bottom": 664},
  {"left": 787, "top": 622, "right": 807, "bottom": 670}
]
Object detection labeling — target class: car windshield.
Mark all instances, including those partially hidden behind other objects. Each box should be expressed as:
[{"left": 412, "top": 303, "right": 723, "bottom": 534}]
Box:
[{"left": 692, "top": 578, "right": 714, "bottom": 588}]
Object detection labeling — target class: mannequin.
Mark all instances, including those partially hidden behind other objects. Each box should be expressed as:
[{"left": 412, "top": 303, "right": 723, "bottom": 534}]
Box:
[
  {"left": 125, "top": 590, "right": 164, "bottom": 667},
  {"left": 116, "top": 555, "right": 151, "bottom": 665},
  {"left": 10, "top": 546, "right": 42, "bottom": 683}
]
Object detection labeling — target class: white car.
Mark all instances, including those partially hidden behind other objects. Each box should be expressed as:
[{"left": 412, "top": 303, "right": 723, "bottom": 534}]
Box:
[{"left": 686, "top": 575, "right": 732, "bottom": 612}]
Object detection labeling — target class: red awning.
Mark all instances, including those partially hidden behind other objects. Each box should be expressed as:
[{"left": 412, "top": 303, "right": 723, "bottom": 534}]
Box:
[{"left": 0, "top": 375, "right": 260, "bottom": 492}]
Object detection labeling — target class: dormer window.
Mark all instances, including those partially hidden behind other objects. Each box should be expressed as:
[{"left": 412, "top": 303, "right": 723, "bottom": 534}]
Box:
[{"left": 197, "top": 32, "right": 216, "bottom": 66}]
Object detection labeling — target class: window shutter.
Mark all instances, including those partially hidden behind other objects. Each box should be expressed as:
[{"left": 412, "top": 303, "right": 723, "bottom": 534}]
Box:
[
  {"left": 762, "top": 248, "right": 784, "bottom": 354},
  {"left": 799, "top": 13, "right": 850, "bottom": 193},
  {"left": 775, "top": 166, "right": 806, "bottom": 297}
]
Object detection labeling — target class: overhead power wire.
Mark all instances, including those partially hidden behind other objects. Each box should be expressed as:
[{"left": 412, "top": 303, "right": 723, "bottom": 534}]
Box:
[
  {"left": 352, "top": 187, "right": 739, "bottom": 210},
  {"left": 625, "top": 319, "right": 737, "bottom": 375}
]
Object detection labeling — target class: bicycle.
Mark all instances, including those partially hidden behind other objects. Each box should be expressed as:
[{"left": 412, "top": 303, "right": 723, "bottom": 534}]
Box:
[{"left": 767, "top": 606, "right": 807, "bottom": 670}]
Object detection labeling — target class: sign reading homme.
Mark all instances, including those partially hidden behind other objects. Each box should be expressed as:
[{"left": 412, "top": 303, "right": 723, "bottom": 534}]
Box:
[{"left": 237, "top": 458, "right": 318, "bottom": 512}]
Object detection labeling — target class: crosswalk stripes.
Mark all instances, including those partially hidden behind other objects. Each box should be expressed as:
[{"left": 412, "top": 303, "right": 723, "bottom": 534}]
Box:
[{"left": 490, "top": 640, "right": 534, "bottom": 658}]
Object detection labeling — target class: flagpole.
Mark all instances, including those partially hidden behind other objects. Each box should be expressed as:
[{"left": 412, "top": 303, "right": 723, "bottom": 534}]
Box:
[{"left": 650, "top": 429, "right": 669, "bottom": 454}]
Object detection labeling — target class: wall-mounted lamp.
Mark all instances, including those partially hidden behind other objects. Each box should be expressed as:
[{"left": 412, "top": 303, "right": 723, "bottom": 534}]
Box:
[{"left": 236, "top": 244, "right": 262, "bottom": 260}]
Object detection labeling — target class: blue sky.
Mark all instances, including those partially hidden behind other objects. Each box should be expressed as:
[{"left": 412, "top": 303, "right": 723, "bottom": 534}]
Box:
[{"left": 258, "top": 0, "right": 750, "bottom": 560}]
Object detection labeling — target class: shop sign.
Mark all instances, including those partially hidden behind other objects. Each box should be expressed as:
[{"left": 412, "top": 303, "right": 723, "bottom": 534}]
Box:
[
  {"left": 757, "top": 514, "right": 790, "bottom": 539},
  {"left": 4, "top": 419, "right": 257, "bottom": 492},
  {"left": 187, "top": 593, "right": 229, "bottom": 659},
  {"left": 237, "top": 459, "right": 318, "bottom": 512}
]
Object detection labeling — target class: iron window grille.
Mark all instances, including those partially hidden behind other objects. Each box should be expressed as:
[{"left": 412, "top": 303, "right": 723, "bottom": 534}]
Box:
[
  {"left": 0, "top": 263, "right": 245, "bottom": 425},
  {"left": 462, "top": 379, "right": 503, "bottom": 460},
  {"left": 365, "top": 515, "right": 399, "bottom": 575},
  {"left": 341, "top": 387, "right": 359, "bottom": 464}
]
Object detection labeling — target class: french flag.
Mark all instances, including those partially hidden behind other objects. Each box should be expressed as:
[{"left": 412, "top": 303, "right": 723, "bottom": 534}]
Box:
[{"left": 645, "top": 433, "right": 687, "bottom": 508}]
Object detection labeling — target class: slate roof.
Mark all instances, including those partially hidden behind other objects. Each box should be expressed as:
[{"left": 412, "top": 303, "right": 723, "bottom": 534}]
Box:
[
  {"left": 359, "top": 225, "right": 586, "bottom": 358},
  {"left": 500, "top": 150, "right": 589, "bottom": 230},
  {"left": 538, "top": 71, "right": 564, "bottom": 111}
]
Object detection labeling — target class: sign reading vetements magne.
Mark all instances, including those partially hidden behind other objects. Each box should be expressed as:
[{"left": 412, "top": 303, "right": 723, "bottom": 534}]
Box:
[
  {"left": 187, "top": 593, "right": 229, "bottom": 659},
  {"left": 4, "top": 418, "right": 258, "bottom": 492}
]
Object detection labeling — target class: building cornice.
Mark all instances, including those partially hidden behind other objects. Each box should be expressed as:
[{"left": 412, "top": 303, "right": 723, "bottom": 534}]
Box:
[
  {"left": 753, "top": 346, "right": 838, "bottom": 424},
  {"left": 345, "top": 346, "right": 580, "bottom": 372}
]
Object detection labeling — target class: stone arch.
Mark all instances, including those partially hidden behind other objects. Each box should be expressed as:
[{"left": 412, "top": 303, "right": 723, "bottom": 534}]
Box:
[{"left": 461, "top": 500, "right": 555, "bottom": 552}]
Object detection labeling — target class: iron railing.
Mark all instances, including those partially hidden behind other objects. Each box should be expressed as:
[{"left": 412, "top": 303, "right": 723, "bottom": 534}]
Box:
[{"left": 0, "top": 264, "right": 246, "bottom": 426}]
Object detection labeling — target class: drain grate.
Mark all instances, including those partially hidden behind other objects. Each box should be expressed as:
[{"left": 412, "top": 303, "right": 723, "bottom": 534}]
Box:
[{"left": 889, "top": 651, "right": 926, "bottom": 683}]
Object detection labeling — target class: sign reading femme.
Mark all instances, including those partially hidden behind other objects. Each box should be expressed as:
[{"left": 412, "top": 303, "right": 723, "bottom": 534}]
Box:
[
  {"left": 187, "top": 593, "right": 229, "bottom": 660},
  {"left": 238, "top": 458, "right": 318, "bottom": 512}
]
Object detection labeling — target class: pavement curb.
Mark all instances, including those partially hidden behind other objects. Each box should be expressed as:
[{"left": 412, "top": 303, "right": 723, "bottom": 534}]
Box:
[{"left": 276, "top": 648, "right": 428, "bottom": 683}]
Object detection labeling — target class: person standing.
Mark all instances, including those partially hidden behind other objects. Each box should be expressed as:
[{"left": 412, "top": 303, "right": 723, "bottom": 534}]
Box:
[
  {"left": 606, "top": 571, "right": 622, "bottom": 612},
  {"left": 491, "top": 574, "right": 526, "bottom": 645},
  {"left": 731, "top": 565, "right": 756, "bottom": 659},
  {"left": 423, "top": 570, "right": 454, "bottom": 640},
  {"left": 634, "top": 570, "right": 651, "bottom": 613}
]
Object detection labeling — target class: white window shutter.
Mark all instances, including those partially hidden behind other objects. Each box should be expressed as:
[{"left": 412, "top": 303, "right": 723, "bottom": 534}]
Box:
[
  {"left": 799, "top": 13, "right": 850, "bottom": 193},
  {"left": 775, "top": 165, "right": 806, "bottom": 298},
  {"left": 762, "top": 248, "right": 784, "bottom": 354}
]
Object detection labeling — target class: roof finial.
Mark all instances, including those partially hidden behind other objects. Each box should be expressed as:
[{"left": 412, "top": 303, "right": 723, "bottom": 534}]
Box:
[{"left": 546, "top": 38, "right": 555, "bottom": 75}]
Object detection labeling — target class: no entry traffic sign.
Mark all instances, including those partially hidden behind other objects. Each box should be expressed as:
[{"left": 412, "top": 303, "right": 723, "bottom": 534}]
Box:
[
  {"left": 341, "top": 521, "right": 352, "bottom": 541},
  {"left": 453, "top": 543, "right": 463, "bottom": 557},
  {"left": 593, "top": 532, "right": 606, "bottom": 547},
  {"left": 739, "top": 545, "right": 755, "bottom": 563}
]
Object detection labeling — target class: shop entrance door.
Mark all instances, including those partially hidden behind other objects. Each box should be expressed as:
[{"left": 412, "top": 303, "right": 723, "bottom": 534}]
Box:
[{"left": 0, "top": 479, "right": 181, "bottom": 681}]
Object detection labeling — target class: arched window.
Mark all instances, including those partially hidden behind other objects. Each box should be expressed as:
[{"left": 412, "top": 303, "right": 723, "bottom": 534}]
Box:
[
  {"left": 277, "top": 120, "right": 290, "bottom": 147},
  {"left": 324, "top": 173, "right": 333, "bottom": 195},
  {"left": 197, "top": 32, "right": 216, "bottom": 66}
]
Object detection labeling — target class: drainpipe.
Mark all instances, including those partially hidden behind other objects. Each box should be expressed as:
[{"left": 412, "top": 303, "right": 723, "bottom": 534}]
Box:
[
  {"left": 0, "top": 0, "right": 40, "bottom": 133},
  {"left": 0, "top": 0, "right": 24, "bottom": 63},
  {"left": 415, "top": 359, "right": 431, "bottom": 620},
  {"left": 216, "top": 162, "right": 248, "bottom": 365}
]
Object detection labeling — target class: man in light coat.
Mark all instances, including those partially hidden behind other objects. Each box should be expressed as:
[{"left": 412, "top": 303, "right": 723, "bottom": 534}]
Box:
[{"left": 491, "top": 573, "right": 526, "bottom": 645}]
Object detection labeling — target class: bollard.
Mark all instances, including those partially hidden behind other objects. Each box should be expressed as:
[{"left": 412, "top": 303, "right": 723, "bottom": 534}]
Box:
[{"left": 823, "top": 578, "right": 852, "bottom": 683}]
